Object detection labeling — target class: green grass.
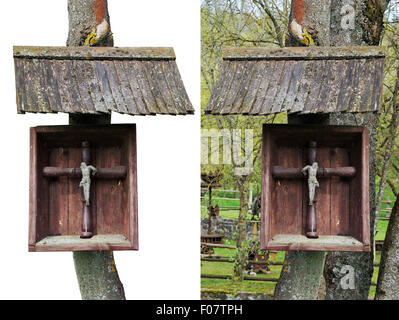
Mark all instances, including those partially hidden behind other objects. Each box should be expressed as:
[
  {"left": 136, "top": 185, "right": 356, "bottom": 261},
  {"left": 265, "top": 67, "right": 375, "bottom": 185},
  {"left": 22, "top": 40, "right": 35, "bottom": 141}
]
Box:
[
  {"left": 201, "top": 222, "right": 390, "bottom": 298},
  {"left": 201, "top": 243, "right": 284, "bottom": 296},
  {"left": 201, "top": 192, "right": 393, "bottom": 299}
]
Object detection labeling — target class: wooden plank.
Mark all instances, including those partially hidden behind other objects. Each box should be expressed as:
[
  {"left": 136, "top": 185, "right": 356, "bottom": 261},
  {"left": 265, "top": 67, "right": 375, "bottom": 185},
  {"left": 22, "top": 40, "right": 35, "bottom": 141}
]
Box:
[
  {"left": 95, "top": 145, "right": 124, "bottom": 235},
  {"left": 94, "top": 60, "right": 118, "bottom": 112},
  {"left": 71, "top": 60, "right": 99, "bottom": 114},
  {"left": 260, "top": 60, "right": 285, "bottom": 114},
  {"left": 23, "top": 59, "right": 39, "bottom": 112},
  {"left": 369, "top": 58, "right": 384, "bottom": 113},
  {"left": 336, "top": 59, "right": 356, "bottom": 112},
  {"left": 222, "top": 46, "right": 385, "bottom": 60},
  {"left": 220, "top": 61, "right": 250, "bottom": 114},
  {"left": 240, "top": 61, "right": 266, "bottom": 114},
  {"left": 273, "top": 145, "right": 303, "bottom": 236},
  {"left": 210, "top": 61, "right": 238, "bottom": 114},
  {"left": 14, "top": 59, "right": 27, "bottom": 114},
  {"left": 272, "top": 166, "right": 356, "bottom": 178},
  {"left": 35, "top": 59, "right": 57, "bottom": 112},
  {"left": 271, "top": 60, "right": 296, "bottom": 113},
  {"left": 205, "top": 61, "right": 228, "bottom": 113},
  {"left": 330, "top": 147, "right": 350, "bottom": 235},
  {"left": 63, "top": 60, "right": 89, "bottom": 113},
  {"left": 48, "top": 147, "right": 69, "bottom": 236},
  {"left": 167, "top": 60, "right": 194, "bottom": 113},
  {"left": 31, "top": 58, "right": 51, "bottom": 113},
  {"left": 128, "top": 125, "right": 138, "bottom": 249},
  {"left": 68, "top": 147, "right": 84, "bottom": 235},
  {"left": 113, "top": 60, "right": 141, "bottom": 115},
  {"left": 320, "top": 60, "right": 347, "bottom": 113},
  {"left": 14, "top": 46, "right": 176, "bottom": 60},
  {"left": 79, "top": 60, "right": 108, "bottom": 113},
  {"left": 303, "top": 60, "right": 328, "bottom": 113},
  {"left": 120, "top": 61, "right": 151, "bottom": 115},
  {"left": 312, "top": 147, "right": 331, "bottom": 235},
  {"left": 142, "top": 60, "right": 170, "bottom": 114},
  {"left": 290, "top": 60, "right": 313, "bottom": 113},
  {"left": 41, "top": 60, "right": 62, "bottom": 112},
  {"left": 102, "top": 61, "right": 129, "bottom": 114},
  {"left": 280, "top": 61, "right": 305, "bottom": 113},
  {"left": 51, "top": 60, "right": 74, "bottom": 113},
  {"left": 228, "top": 60, "right": 257, "bottom": 114},
  {"left": 31, "top": 234, "right": 134, "bottom": 252},
  {"left": 127, "top": 60, "right": 158, "bottom": 114},
  {"left": 361, "top": 128, "right": 370, "bottom": 246},
  {"left": 43, "top": 166, "right": 127, "bottom": 178},
  {"left": 250, "top": 62, "right": 277, "bottom": 115},
  {"left": 261, "top": 126, "right": 271, "bottom": 249},
  {"left": 150, "top": 60, "right": 178, "bottom": 114},
  {"left": 358, "top": 59, "right": 377, "bottom": 111},
  {"left": 29, "top": 128, "right": 38, "bottom": 248}
]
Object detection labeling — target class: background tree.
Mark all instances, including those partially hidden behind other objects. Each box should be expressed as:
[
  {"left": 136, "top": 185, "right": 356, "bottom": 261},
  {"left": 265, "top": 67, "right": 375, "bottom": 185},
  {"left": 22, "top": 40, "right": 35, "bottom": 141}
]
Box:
[{"left": 375, "top": 11, "right": 399, "bottom": 298}]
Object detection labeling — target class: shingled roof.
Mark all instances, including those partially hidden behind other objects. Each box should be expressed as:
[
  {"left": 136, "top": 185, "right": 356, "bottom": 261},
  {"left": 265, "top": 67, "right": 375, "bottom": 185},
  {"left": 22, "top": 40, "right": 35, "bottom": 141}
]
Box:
[
  {"left": 13, "top": 46, "right": 194, "bottom": 115},
  {"left": 204, "top": 46, "right": 385, "bottom": 115}
]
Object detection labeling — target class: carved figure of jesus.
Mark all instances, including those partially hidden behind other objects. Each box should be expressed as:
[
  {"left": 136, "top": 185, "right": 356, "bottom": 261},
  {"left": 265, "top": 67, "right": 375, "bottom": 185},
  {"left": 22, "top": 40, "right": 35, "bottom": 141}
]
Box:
[
  {"left": 79, "top": 162, "right": 97, "bottom": 206},
  {"left": 301, "top": 162, "right": 319, "bottom": 205}
]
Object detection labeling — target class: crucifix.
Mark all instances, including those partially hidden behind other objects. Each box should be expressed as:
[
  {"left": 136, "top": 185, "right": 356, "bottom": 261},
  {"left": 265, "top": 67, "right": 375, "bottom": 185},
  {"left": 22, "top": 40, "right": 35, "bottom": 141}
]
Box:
[
  {"left": 42, "top": 141, "right": 127, "bottom": 239},
  {"left": 271, "top": 141, "right": 357, "bottom": 239}
]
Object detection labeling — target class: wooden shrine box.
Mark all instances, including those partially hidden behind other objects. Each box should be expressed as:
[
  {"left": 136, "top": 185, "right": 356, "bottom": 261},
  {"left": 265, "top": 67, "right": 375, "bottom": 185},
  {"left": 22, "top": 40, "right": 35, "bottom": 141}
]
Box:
[
  {"left": 261, "top": 124, "right": 370, "bottom": 252},
  {"left": 29, "top": 124, "right": 138, "bottom": 252}
]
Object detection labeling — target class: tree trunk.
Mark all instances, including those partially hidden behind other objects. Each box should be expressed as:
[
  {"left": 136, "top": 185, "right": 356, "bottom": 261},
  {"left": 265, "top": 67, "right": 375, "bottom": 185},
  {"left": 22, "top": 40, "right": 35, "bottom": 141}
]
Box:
[
  {"left": 234, "top": 176, "right": 249, "bottom": 280},
  {"left": 67, "top": 0, "right": 125, "bottom": 300},
  {"left": 73, "top": 251, "right": 125, "bottom": 300},
  {"left": 286, "top": 0, "right": 331, "bottom": 46},
  {"left": 324, "top": 0, "right": 388, "bottom": 300},
  {"left": 375, "top": 196, "right": 399, "bottom": 299},
  {"left": 67, "top": 0, "right": 113, "bottom": 47},
  {"left": 274, "top": 2, "right": 330, "bottom": 299},
  {"left": 274, "top": 251, "right": 326, "bottom": 300}
]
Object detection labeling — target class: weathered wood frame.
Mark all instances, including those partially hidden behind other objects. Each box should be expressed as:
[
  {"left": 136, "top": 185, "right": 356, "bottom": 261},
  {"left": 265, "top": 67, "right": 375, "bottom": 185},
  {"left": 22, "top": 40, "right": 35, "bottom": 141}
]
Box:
[
  {"left": 261, "top": 124, "right": 370, "bottom": 252},
  {"left": 29, "top": 124, "right": 138, "bottom": 252}
]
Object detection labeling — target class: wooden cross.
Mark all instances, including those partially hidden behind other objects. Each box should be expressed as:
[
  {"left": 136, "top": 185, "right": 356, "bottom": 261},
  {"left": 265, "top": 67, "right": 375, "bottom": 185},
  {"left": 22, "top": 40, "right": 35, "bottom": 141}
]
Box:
[
  {"left": 42, "top": 141, "right": 127, "bottom": 239},
  {"left": 271, "top": 141, "right": 356, "bottom": 239}
]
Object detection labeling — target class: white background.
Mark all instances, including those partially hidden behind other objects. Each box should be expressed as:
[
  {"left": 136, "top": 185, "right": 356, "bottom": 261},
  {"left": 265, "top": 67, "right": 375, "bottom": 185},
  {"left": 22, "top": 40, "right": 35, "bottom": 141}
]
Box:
[{"left": 0, "top": 0, "right": 200, "bottom": 299}]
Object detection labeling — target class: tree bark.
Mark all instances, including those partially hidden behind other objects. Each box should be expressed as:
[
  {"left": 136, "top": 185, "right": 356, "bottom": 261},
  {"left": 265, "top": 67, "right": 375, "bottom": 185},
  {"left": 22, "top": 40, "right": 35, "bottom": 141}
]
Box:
[
  {"left": 286, "top": 0, "right": 331, "bottom": 46},
  {"left": 274, "top": 251, "right": 326, "bottom": 300},
  {"left": 374, "top": 67, "right": 399, "bottom": 249},
  {"left": 67, "top": 0, "right": 125, "bottom": 300},
  {"left": 234, "top": 176, "right": 249, "bottom": 280},
  {"left": 73, "top": 251, "right": 125, "bottom": 300},
  {"left": 67, "top": 0, "right": 113, "bottom": 47},
  {"left": 375, "top": 196, "right": 399, "bottom": 299},
  {"left": 323, "top": 0, "right": 387, "bottom": 300}
]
